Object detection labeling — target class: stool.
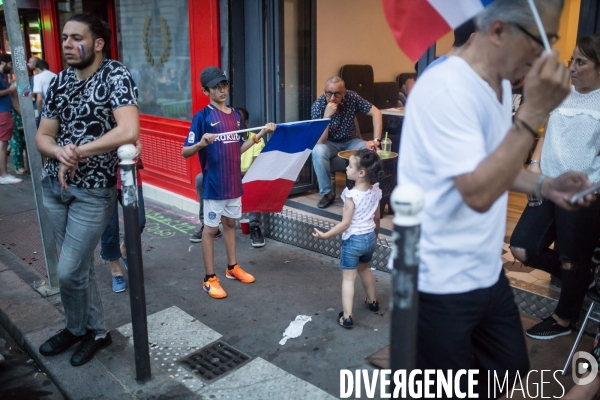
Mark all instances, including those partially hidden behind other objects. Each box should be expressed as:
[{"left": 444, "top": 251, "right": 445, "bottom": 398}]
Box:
[{"left": 562, "top": 287, "right": 600, "bottom": 375}]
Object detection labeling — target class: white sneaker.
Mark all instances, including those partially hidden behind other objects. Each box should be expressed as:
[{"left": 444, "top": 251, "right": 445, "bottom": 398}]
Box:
[{"left": 0, "top": 174, "right": 22, "bottom": 184}]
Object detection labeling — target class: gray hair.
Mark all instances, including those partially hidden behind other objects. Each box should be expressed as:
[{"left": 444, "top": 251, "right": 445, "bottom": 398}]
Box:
[
  {"left": 325, "top": 76, "right": 345, "bottom": 86},
  {"left": 475, "top": 0, "right": 563, "bottom": 32}
]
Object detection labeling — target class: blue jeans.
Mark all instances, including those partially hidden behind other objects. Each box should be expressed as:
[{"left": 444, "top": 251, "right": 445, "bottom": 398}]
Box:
[
  {"left": 100, "top": 186, "right": 147, "bottom": 261},
  {"left": 312, "top": 138, "right": 365, "bottom": 195},
  {"left": 340, "top": 231, "right": 377, "bottom": 269},
  {"left": 41, "top": 175, "right": 116, "bottom": 337},
  {"left": 195, "top": 173, "right": 260, "bottom": 226}
]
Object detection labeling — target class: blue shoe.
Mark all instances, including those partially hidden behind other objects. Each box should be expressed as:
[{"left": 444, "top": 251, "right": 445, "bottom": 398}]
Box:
[
  {"left": 112, "top": 275, "right": 126, "bottom": 293},
  {"left": 120, "top": 257, "right": 128, "bottom": 270}
]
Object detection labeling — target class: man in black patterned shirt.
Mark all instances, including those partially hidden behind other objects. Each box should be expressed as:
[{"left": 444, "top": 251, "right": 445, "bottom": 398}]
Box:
[
  {"left": 311, "top": 77, "right": 382, "bottom": 208},
  {"left": 35, "top": 14, "right": 139, "bottom": 367}
]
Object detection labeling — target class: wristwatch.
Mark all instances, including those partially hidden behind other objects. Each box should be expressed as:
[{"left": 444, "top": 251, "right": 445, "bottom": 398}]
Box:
[{"left": 373, "top": 138, "right": 381, "bottom": 143}]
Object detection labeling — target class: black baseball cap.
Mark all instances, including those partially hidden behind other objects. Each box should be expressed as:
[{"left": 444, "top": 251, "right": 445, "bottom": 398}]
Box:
[{"left": 201, "top": 66, "right": 228, "bottom": 88}]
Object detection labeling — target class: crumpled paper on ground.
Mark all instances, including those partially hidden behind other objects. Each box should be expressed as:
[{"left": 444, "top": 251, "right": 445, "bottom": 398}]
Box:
[{"left": 279, "top": 315, "right": 312, "bottom": 345}]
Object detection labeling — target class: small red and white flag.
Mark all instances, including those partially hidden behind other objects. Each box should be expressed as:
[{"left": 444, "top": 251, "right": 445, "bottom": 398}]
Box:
[
  {"left": 382, "top": 0, "right": 497, "bottom": 61},
  {"left": 241, "top": 119, "right": 330, "bottom": 213}
]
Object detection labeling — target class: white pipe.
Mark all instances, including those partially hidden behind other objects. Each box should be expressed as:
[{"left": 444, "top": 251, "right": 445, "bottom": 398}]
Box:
[
  {"left": 211, "top": 118, "right": 330, "bottom": 137},
  {"left": 527, "top": 0, "right": 552, "bottom": 53}
]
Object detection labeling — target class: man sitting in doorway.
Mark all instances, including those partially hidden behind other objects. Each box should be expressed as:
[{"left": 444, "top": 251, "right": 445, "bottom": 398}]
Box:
[{"left": 310, "top": 77, "right": 382, "bottom": 209}]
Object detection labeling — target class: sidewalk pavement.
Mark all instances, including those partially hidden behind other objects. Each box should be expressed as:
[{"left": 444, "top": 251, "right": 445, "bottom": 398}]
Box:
[
  {"left": 0, "top": 174, "right": 391, "bottom": 399},
  {"left": 0, "top": 174, "right": 596, "bottom": 399}
]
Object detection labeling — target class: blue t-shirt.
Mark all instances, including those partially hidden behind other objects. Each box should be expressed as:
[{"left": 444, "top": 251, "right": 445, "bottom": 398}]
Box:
[
  {"left": 0, "top": 77, "right": 13, "bottom": 113},
  {"left": 184, "top": 104, "right": 245, "bottom": 200}
]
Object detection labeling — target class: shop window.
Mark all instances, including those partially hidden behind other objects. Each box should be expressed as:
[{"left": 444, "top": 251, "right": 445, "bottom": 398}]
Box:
[
  {"left": 0, "top": 11, "right": 43, "bottom": 61},
  {"left": 26, "top": 16, "right": 43, "bottom": 59},
  {"left": 115, "top": 0, "right": 191, "bottom": 121}
]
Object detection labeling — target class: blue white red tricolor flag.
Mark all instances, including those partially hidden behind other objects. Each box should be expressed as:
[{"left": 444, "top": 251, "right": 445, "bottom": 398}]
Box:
[
  {"left": 242, "top": 119, "right": 330, "bottom": 213},
  {"left": 382, "top": 0, "right": 497, "bottom": 61}
]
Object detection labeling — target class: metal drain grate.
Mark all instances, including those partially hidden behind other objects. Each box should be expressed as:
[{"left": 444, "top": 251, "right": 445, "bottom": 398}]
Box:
[{"left": 179, "top": 340, "right": 251, "bottom": 382}]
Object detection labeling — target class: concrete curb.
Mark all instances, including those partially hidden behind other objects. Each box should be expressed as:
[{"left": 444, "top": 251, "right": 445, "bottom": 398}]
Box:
[
  {"left": 0, "top": 249, "right": 132, "bottom": 400},
  {"left": 0, "top": 264, "right": 70, "bottom": 399}
]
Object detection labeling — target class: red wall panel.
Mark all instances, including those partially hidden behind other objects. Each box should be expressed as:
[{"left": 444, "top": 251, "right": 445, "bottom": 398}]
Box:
[
  {"left": 40, "top": 0, "right": 62, "bottom": 73},
  {"left": 188, "top": 0, "right": 221, "bottom": 115},
  {"left": 139, "top": 115, "right": 201, "bottom": 199}
]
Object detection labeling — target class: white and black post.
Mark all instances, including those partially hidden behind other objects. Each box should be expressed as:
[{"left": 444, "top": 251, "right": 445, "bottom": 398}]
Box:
[
  {"left": 390, "top": 185, "right": 424, "bottom": 384},
  {"left": 118, "top": 144, "right": 151, "bottom": 382}
]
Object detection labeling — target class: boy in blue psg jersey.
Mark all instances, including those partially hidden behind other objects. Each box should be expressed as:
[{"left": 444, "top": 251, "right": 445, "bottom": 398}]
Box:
[{"left": 182, "top": 66, "right": 276, "bottom": 299}]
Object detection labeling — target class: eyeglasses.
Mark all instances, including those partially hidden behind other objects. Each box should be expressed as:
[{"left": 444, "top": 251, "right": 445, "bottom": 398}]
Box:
[
  {"left": 513, "top": 23, "right": 559, "bottom": 48},
  {"left": 325, "top": 91, "right": 344, "bottom": 98},
  {"left": 211, "top": 81, "right": 229, "bottom": 91}
]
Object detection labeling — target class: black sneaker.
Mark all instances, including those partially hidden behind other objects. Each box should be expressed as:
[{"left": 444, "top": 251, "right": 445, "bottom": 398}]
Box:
[
  {"left": 190, "top": 225, "right": 222, "bottom": 242},
  {"left": 317, "top": 194, "right": 335, "bottom": 209},
  {"left": 250, "top": 226, "right": 266, "bottom": 248},
  {"left": 338, "top": 311, "right": 353, "bottom": 329},
  {"left": 70, "top": 332, "right": 112, "bottom": 367},
  {"left": 526, "top": 316, "right": 572, "bottom": 340},
  {"left": 39, "top": 329, "right": 85, "bottom": 356},
  {"left": 365, "top": 299, "right": 379, "bottom": 312}
]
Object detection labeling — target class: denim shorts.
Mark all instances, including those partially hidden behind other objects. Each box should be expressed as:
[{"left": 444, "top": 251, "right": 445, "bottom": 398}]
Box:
[{"left": 340, "top": 231, "right": 377, "bottom": 269}]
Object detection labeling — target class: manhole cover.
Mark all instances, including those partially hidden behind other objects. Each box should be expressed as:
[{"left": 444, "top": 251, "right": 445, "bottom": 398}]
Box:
[{"left": 179, "top": 340, "right": 251, "bottom": 382}]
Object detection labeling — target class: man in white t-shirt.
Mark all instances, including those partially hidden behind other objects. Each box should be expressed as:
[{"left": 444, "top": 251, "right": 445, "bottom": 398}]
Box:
[
  {"left": 31, "top": 59, "right": 56, "bottom": 123},
  {"left": 398, "top": 0, "right": 597, "bottom": 396}
]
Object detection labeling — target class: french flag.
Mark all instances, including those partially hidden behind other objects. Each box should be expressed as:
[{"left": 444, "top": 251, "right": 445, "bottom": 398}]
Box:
[
  {"left": 382, "top": 0, "right": 497, "bottom": 61},
  {"left": 242, "top": 119, "right": 330, "bottom": 213}
]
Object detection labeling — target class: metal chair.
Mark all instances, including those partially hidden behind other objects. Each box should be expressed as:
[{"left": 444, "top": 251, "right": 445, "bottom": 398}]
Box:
[{"left": 562, "top": 287, "right": 600, "bottom": 375}]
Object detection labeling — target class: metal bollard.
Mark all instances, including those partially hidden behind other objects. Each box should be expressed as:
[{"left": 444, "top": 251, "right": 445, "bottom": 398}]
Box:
[
  {"left": 389, "top": 185, "right": 424, "bottom": 394},
  {"left": 118, "top": 144, "right": 151, "bottom": 382}
]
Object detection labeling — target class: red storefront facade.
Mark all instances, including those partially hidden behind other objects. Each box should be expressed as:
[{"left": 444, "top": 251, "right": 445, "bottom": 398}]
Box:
[{"left": 7, "top": 0, "right": 222, "bottom": 201}]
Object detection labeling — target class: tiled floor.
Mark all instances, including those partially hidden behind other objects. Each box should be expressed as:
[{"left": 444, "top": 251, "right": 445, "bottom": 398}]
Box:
[{"left": 289, "top": 177, "right": 560, "bottom": 298}]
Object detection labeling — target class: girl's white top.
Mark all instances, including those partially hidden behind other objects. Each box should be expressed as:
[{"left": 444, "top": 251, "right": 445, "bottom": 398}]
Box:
[
  {"left": 541, "top": 86, "right": 600, "bottom": 182},
  {"left": 340, "top": 183, "right": 382, "bottom": 240}
]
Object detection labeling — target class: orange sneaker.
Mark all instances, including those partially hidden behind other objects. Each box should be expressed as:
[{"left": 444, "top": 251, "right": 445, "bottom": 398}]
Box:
[
  {"left": 203, "top": 276, "right": 227, "bottom": 299},
  {"left": 225, "top": 264, "right": 255, "bottom": 283}
]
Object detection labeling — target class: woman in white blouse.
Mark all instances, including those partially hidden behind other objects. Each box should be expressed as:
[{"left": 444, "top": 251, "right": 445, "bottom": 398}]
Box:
[{"left": 510, "top": 34, "right": 600, "bottom": 342}]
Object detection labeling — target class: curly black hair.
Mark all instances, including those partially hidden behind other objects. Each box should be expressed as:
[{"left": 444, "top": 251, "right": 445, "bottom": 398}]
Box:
[{"left": 353, "top": 148, "right": 384, "bottom": 184}]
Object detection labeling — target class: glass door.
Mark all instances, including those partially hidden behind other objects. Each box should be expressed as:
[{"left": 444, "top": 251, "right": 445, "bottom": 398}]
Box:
[{"left": 277, "top": 0, "right": 316, "bottom": 194}]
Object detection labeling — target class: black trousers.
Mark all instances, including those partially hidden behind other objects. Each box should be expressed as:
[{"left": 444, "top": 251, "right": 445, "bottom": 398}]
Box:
[
  {"left": 510, "top": 199, "right": 600, "bottom": 321},
  {"left": 417, "top": 272, "right": 530, "bottom": 399}
]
